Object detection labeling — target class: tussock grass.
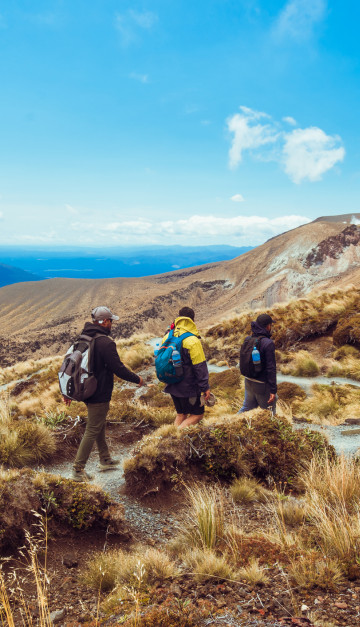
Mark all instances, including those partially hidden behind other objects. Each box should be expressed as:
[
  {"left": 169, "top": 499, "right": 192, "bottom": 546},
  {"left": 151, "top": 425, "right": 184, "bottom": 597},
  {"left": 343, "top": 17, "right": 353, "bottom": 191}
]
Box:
[
  {"left": 183, "top": 548, "right": 236, "bottom": 582},
  {"left": 327, "top": 354, "right": 360, "bottom": 381},
  {"left": 299, "top": 456, "right": 360, "bottom": 572},
  {"left": 293, "top": 384, "right": 360, "bottom": 424},
  {"left": 0, "top": 393, "right": 56, "bottom": 467},
  {"left": 288, "top": 555, "right": 345, "bottom": 590},
  {"left": 237, "top": 558, "right": 269, "bottom": 585},
  {"left": 83, "top": 546, "right": 178, "bottom": 592},
  {"left": 306, "top": 498, "right": 360, "bottom": 569},
  {"left": 300, "top": 455, "right": 360, "bottom": 513},
  {"left": 118, "top": 342, "right": 153, "bottom": 371},
  {"left": 274, "top": 497, "right": 306, "bottom": 527},
  {"left": 173, "top": 484, "right": 225, "bottom": 552},
  {"left": 281, "top": 350, "right": 320, "bottom": 377},
  {"left": 230, "top": 477, "right": 270, "bottom": 504},
  {"left": 206, "top": 286, "right": 360, "bottom": 354},
  {"left": 0, "top": 355, "right": 62, "bottom": 386}
]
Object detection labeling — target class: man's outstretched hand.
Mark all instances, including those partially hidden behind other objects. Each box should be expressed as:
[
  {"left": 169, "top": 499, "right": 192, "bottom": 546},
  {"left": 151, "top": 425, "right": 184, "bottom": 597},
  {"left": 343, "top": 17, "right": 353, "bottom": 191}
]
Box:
[
  {"left": 268, "top": 393, "right": 275, "bottom": 405},
  {"left": 204, "top": 389, "right": 211, "bottom": 402},
  {"left": 138, "top": 376, "right": 146, "bottom": 386},
  {"left": 63, "top": 396, "right": 72, "bottom": 406}
]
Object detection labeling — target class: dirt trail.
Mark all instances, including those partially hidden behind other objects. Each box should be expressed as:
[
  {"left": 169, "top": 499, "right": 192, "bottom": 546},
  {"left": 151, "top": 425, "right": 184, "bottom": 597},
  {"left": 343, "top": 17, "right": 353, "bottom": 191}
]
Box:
[{"left": 40, "top": 442, "right": 180, "bottom": 544}]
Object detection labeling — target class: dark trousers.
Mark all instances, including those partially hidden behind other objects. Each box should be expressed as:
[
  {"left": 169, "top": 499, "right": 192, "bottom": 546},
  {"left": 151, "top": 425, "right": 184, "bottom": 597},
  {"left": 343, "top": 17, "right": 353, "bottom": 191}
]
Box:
[
  {"left": 74, "top": 402, "right": 110, "bottom": 469},
  {"left": 238, "top": 378, "right": 276, "bottom": 414}
]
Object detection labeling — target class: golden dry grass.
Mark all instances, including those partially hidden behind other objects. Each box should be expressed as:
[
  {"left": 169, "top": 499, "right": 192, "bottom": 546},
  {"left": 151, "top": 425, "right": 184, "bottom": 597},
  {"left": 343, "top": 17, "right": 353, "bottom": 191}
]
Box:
[
  {"left": 280, "top": 350, "right": 320, "bottom": 377},
  {"left": 83, "top": 546, "right": 178, "bottom": 593},
  {"left": 0, "top": 392, "right": 56, "bottom": 467},
  {"left": 183, "top": 548, "right": 236, "bottom": 583},
  {"left": 288, "top": 555, "right": 345, "bottom": 590},
  {"left": 172, "top": 483, "right": 226, "bottom": 552},
  {"left": 293, "top": 383, "right": 360, "bottom": 424},
  {"left": 230, "top": 477, "right": 270, "bottom": 504}
]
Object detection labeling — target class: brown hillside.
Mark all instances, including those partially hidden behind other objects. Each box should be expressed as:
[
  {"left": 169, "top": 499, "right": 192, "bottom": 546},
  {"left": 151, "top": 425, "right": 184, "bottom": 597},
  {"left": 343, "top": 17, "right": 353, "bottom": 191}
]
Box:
[{"left": 1, "top": 214, "right": 360, "bottom": 364}]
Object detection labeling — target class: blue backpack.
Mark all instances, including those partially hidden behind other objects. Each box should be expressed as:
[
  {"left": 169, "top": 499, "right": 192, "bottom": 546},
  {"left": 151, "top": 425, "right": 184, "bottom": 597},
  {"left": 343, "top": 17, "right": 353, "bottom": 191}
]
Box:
[{"left": 155, "top": 329, "right": 194, "bottom": 384}]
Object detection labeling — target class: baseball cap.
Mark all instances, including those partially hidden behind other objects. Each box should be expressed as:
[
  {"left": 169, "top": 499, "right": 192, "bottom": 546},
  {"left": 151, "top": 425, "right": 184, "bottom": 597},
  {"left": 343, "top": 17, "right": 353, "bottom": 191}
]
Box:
[
  {"left": 256, "top": 313, "right": 276, "bottom": 327},
  {"left": 91, "top": 306, "right": 119, "bottom": 322}
]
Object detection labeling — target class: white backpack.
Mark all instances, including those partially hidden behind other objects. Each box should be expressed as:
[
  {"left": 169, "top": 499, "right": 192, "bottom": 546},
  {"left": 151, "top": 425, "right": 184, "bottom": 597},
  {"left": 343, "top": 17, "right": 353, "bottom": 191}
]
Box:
[{"left": 58, "top": 333, "right": 101, "bottom": 402}]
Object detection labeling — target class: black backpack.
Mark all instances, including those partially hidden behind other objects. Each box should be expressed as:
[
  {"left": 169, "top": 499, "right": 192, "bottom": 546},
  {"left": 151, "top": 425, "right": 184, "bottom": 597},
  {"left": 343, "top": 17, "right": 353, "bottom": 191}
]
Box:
[
  {"left": 58, "top": 333, "right": 101, "bottom": 402},
  {"left": 239, "top": 335, "right": 266, "bottom": 378}
]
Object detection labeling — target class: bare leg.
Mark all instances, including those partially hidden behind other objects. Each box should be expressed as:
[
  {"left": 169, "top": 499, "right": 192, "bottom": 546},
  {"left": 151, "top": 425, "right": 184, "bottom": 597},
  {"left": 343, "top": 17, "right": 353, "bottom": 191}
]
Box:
[
  {"left": 174, "top": 413, "right": 187, "bottom": 426},
  {"left": 178, "top": 414, "right": 203, "bottom": 429}
]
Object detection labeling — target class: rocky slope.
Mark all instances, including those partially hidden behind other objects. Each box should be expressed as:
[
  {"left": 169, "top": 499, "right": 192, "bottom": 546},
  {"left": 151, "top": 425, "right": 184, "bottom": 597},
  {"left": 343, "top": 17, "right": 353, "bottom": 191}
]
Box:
[{"left": 1, "top": 214, "right": 360, "bottom": 364}]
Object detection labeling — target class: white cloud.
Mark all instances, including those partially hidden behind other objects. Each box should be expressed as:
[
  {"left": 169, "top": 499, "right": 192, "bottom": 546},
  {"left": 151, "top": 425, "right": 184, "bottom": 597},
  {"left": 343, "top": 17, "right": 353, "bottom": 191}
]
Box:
[
  {"left": 227, "top": 108, "right": 279, "bottom": 169},
  {"left": 283, "top": 116, "right": 297, "bottom": 126},
  {"left": 129, "top": 72, "right": 149, "bottom": 83},
  {"left": 71, "top": 214, "right": 310, "bottom": 246},
  {"left": 231, "top": 194, "right": 245, "bottom": 202},
  {"left": 274, "top": 0, "right": 326, "bottom": 41},
  {"left": 115, "top": 10, "right": 157, "bottom": 46},
  {"left": 227, "top": 105, "right": 345, "bottom": 183},
  {"left": 129, "top": 10, "right": 157, "bottom": 29},
  {"left": 283, "top": 127, "right": 345, "bottom": 183},
  {"left": 65, "top": 204, "right": 78, "bottom": 215}
]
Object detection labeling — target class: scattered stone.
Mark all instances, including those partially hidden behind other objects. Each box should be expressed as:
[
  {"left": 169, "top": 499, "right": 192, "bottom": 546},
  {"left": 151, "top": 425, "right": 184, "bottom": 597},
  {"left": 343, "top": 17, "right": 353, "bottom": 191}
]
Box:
[
  {"left": 50, "top": 608, "right": 66, "bottom": 623},
  {"left": 344, "top": 418, "right": 360, "bottom": 425},
  {"left": 334, "top": 602, "right": 348, "bottom": 609},
  {"left": 301, "top": 604, "right": 310, "bottom": 611},
  {"left": 62, "top": 553, "right": 78, "bottom": 568},
  {"left": 341, "top": 428, "right": 360, "bottom": 436}
]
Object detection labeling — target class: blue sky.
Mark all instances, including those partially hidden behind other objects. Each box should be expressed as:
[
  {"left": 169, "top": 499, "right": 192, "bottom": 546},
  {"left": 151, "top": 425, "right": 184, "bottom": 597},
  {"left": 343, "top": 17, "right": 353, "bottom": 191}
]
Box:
[{"left": 0, "top": 0, "right": 358, "bottom": 247}]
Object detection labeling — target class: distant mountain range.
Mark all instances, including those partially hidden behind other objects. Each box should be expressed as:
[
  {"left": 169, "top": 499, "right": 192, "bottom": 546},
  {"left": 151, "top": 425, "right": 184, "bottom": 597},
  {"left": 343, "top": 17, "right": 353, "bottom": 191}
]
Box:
[
  {"left": 0, "top": 245, "right": 252, "bottom": 285},
  {"left": 1, "top": 214, "right": 360, "bottom": 365},
  {"left": 0, "top": 264, "right": 42, "bottom": 288}
]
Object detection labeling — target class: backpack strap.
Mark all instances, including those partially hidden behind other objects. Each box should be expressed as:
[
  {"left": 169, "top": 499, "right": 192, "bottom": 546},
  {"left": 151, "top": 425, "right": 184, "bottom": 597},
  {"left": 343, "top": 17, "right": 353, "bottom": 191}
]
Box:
[
  {"left": 253, "top": 334, "right": 267, "bottom": 350},
  {"left": 161, "top": 329, "right": 195, "bottom": 348}
]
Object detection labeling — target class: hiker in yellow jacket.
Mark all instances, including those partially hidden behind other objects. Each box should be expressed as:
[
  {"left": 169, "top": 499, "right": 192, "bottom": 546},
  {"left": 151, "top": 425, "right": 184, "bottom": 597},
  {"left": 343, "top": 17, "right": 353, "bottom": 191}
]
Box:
[{"left": 162, "top": 306, "right": 210, "bottom": 428}]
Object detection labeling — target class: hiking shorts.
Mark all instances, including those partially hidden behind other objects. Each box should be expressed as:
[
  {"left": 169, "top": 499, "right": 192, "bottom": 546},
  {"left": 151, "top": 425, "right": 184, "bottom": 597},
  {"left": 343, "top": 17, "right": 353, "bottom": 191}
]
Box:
[{"left": 171, "top": 395, "right": 204, "bottom": 416}]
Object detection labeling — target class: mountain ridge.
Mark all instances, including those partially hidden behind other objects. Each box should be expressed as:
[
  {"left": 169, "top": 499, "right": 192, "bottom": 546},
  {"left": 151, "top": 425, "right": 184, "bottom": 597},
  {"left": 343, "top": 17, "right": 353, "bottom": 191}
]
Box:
[{"left": 1, "top": 214, "right": 360, "bottom": 365}]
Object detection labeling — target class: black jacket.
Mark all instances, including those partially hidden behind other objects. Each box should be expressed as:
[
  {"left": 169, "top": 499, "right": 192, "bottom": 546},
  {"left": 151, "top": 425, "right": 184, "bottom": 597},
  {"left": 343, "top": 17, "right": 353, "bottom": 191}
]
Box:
[
  {"left": 248, "top": 321, "right": 277, "bottom": 394},
  {"left": 80, "top": 322, "right": 140, "bottom": 403}
]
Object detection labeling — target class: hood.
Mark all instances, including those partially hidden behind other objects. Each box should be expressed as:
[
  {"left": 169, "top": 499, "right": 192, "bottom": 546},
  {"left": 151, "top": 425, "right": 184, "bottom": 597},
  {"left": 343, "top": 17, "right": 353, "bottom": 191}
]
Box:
[
  {"left": 174, "top": 316, "right": 200, "bottom": 337},
  {"left": 82, "top": 322, "right": 111, "bottom": 337},
  {"left": 251, "top": 320, "right": 271, "bottom": 337}
]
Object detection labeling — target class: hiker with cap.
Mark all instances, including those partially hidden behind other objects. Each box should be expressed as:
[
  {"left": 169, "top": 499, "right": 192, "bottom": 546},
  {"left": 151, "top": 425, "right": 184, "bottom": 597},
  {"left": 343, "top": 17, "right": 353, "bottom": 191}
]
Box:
[
  {"left": 67, "top": 306, "right": 145, "bottom": 482},
  {"left": 238, "top": 313, "right": 277, "bottom": 414},
  {"left": 161, "top": 306, "right": 211, "bottom": 428}
]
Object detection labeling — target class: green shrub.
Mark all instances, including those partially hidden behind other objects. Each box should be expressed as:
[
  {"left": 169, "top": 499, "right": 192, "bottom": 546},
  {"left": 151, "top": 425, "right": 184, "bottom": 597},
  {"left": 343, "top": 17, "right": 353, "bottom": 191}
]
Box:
[{"left": 124, "top": 410, "right": 335, "bottom": 496}]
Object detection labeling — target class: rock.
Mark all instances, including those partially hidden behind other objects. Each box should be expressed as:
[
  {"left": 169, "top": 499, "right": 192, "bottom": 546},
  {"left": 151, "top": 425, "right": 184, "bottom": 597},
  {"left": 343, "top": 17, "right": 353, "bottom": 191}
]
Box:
[
  {"left": 50, "top": 608, "right": 66, "bottom": 623},
  {"left": 301, "top": 604, "right": 310, "bottom": 611},
  {"left": 334, "top": 602, "right": 348, "bottom": 609},
  {"left": 62, "top": 553, "right": 78, "bottom": 568},
  {"left": 341, "top": 428, "right": 360, "bottom": 436},
  {"left": 344, "top": 418, "right": 360, "bottom": 425},
  {"left": 237, "top": 588, "right": 248, "bottom": 597}
]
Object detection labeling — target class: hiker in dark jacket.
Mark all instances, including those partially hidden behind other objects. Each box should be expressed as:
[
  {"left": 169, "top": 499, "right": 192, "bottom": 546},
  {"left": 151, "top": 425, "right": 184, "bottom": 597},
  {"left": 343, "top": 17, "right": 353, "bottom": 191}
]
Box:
[
  {"left": 162, "top": 306, "right": 210, "bottom": 428},
  {"left": 239, "top": 313, "right": 277, "bottom": 413},
  {"left": 66, "top": 306, "right": 144, "bottom": 482}
]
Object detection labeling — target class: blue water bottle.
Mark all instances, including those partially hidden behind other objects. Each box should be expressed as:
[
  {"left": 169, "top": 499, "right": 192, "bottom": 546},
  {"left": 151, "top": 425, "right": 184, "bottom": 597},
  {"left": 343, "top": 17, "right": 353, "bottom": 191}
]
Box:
[
  {"left": 154, "top": 343, "right": 160, "bottom": 357},
  {"left": 252, "top": 345, "right": 261, "bottom": 373},
  {"left": 172, "top": 349, "right": 183, "bottom": 377}
]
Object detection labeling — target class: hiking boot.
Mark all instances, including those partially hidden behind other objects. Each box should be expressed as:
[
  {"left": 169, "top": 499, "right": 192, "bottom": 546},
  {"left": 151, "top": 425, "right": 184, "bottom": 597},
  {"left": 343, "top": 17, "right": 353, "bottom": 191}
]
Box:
[
  {"left": 99, "top": 458, "right": 120, "bottom": 471},
  {"left": 72, "top": 469, "right": 93, "bottom": 482}
]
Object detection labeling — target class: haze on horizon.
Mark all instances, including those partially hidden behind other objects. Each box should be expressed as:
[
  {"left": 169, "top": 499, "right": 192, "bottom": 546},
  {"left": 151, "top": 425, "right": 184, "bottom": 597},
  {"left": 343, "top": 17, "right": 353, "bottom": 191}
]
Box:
[{"left": 0, "top": 0, "right": 358, "bottom": 249}]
